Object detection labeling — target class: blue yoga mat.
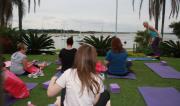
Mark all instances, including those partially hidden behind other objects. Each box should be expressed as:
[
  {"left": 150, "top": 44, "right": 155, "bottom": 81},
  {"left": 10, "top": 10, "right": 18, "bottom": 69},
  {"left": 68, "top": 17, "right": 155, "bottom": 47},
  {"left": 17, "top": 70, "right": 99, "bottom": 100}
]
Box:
[
  {"left": 127, "top": 57, "right": 156, "bottom": 61},
  {"left": 138, "top": 87, "right": 180, "bottom": 106}
]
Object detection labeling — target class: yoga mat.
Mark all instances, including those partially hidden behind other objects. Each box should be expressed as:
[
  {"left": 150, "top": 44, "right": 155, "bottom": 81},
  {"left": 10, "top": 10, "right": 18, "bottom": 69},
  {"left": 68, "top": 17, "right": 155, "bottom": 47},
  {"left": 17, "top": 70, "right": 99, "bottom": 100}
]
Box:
[
  {"left": 25, "top": 82, "right": 38, "bottom": 90},
  {"left": 138, "top": 87, "right": 180, "bottom": 106},
  {"left": 5, "top": 95, "right": 17, "bottom": 106},
  {"left": 145, "top": 62, "right": 180, "bottom": 79},
  {"left": 127, "top": 57, "right": 156, "bottom": 61},
  {"left": 107, "top": 73, "right": 136, "bottom": 80},
  {"left": 4, "top": 61, "right": 11, "bottom": 67},
  {"left": 42, "top": 81, "right": 50, "bottom": 89},
  {"left": 5, "top": 82, "right": 38, "bottom": 106}
]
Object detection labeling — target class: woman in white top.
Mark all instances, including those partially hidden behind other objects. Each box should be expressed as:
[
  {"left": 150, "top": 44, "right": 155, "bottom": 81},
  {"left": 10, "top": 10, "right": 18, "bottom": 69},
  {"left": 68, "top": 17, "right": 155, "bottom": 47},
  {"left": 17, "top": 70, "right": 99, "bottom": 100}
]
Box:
[{"left": 47, "top": 44, "right": 110, "bottom": 106}]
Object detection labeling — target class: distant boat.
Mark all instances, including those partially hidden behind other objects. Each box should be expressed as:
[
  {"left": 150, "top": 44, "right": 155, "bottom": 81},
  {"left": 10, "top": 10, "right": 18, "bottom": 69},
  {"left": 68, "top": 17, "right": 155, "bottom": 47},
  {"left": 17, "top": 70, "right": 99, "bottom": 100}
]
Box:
[{"left": 55, "top": 35, "right": 60, "bottom": 37}]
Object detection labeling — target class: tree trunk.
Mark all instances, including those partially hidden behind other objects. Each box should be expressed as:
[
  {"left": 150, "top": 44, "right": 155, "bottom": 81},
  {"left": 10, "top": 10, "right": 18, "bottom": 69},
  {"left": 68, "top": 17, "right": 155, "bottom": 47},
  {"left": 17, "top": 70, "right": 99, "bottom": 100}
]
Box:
[
  {"left": 155, "top": 0, "right": 160, "bottom": 30},
  {"left": 161, "top": 0, "right": 166, "bottom": 40},
  {"left": 18, "top": 1, "right": 23, "bottom": 32}
]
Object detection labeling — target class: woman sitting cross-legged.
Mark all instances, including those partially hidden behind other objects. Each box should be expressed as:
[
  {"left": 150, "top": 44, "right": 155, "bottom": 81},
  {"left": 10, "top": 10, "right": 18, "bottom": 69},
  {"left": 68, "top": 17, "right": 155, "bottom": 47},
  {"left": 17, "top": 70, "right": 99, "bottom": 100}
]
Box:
[
  {"left": 105, "top": 37, "right": 132, "bottom": 76},
  {"left": 10, "top": 43, "right": 47, "bottom": 78},
  {"left": 47, "top": 44, "right": 110, "bottom": 106}
]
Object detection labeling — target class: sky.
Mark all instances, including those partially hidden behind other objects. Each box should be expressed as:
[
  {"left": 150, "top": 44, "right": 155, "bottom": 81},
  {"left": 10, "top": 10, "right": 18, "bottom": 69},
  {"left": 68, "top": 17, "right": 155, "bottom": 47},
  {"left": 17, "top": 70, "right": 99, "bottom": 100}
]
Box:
[{"left": 12, "top": 0, "right": 180, "bottom": 32}]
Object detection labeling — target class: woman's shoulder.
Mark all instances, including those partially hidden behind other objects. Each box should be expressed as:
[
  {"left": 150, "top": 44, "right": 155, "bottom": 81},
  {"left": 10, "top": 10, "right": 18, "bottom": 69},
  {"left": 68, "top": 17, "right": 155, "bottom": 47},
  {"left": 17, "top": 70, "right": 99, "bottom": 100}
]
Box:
[
  {"left": 64, "top": 68, "right": 77, "bottom": 75},
  {"left": 11, "top": 51, "right": 26, "bottom": 58}
]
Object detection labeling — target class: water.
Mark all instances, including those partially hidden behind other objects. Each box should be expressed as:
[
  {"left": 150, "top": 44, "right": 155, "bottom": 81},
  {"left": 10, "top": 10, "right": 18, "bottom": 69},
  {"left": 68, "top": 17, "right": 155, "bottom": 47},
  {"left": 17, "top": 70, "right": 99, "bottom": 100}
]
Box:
[{"left": 51, "top": 33, "right": 178, "bottom": 49}]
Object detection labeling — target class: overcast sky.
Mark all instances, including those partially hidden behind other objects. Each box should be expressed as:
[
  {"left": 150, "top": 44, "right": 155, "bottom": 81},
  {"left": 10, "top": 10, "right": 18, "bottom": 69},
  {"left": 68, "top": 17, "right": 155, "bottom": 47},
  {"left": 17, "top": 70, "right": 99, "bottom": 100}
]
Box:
[{"left": 12, "top": 0, "right": 180, "bottom": 32}]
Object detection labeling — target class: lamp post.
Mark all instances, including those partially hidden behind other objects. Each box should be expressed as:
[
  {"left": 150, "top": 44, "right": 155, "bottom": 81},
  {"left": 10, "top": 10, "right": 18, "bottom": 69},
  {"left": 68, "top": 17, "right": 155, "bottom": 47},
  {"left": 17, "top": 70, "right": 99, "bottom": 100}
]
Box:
[{"left": 115, "top": 0, "right": 118, "bottom": 36}]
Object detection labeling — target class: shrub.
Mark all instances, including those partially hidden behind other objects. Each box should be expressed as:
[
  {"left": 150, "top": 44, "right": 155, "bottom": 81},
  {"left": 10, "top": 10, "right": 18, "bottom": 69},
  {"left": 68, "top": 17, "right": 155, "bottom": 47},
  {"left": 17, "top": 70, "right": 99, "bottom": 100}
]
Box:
[
  {"left": 0, "top": 28, "right": 21, "bottom": 53},
  {"left": 22, "top": 32, "right": 55, "bottom": 54},
  {"left": 80, "top": 35, "right": 114, "bottom": 56},
  {"left": 160, "top": 40, "right": 180, "bottom": 57},
  {"left": 134, "top": 30, "right": 152, "bottom": 54},
  {"left": 169, "top": 21, "right": 180, "bottom": 39}
]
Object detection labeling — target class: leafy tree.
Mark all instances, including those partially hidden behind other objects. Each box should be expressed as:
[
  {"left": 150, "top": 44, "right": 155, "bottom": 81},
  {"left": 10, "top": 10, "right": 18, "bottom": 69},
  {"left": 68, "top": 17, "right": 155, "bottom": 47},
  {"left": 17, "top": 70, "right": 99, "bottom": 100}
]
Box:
[
  {"left": 80, "top": 35, "right": 114, "bottom": 56},
  {"left": 22, "top": 32, "right": 55, "bottom": 54},
  {"left": 134, "top": 30, "right": 152, "bottom": 54},
  {"left": 169, "top": 21, "right": 180, "bottom": 39},
  {"left": 0, "top": 0, "right": 40, "bottom": 30},
  {"left": 134, "top": 30, "right": 150, "bottom": 48}
]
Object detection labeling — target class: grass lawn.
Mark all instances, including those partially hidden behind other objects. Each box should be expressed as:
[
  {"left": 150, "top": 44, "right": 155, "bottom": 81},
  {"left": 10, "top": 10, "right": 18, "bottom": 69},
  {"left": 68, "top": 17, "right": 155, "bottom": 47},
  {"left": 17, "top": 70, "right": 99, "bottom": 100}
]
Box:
[{"left": 3, "top": 54, "right": 180, "bottom": 106}]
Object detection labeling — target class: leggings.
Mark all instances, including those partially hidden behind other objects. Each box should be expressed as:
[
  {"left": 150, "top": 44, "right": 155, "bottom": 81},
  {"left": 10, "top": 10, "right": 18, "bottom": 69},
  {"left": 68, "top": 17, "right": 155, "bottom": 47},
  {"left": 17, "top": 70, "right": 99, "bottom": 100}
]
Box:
[
  {"left": 61, "top": 89, "right": 110, "bottom": 106},
  {"left": 151, "top": 37, "right": 161, "bottom": 56}
]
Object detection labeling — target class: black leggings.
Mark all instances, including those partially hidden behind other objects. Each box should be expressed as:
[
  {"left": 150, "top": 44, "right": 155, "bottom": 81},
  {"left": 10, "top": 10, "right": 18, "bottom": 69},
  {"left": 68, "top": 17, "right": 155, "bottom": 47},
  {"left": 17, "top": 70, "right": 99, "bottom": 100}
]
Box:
[{"left": 61, "top": 89, "right": 110, "bottom": 106}]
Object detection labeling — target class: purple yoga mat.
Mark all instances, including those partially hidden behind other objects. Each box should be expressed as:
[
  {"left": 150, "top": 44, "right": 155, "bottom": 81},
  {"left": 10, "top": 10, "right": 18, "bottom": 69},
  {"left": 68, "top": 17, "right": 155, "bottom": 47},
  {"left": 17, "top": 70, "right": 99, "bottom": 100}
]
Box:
[
  {"left": 107, "top": 73, "right": 136, "bottom": 80},
  {"left": 26, "top": 82, "right": 38, "bottom": 90},
  {"left": 5, "top": 95, "right": 17, "bottom": 106},
  {"left": 42, "top": 81, "right": 50, "bottom": 89},
  {"left": 5, "top": 82, "right": 38, "bottom": 106},
  {"left": 145, "top": 62, "right": 180, "bottom": 79},
  {"left": 138, "top": 87, "right": 180, "bottom": 106}
]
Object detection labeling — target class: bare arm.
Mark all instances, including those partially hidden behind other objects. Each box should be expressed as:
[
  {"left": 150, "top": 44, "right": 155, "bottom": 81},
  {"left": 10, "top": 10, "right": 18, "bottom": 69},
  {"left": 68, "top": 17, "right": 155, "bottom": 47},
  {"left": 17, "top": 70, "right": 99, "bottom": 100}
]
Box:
[
  {"left": 93, "top": 94, "right": 101, "bottom": 105},
  {"left": 47, "top": 76, "right": 63, "bottom": 97},
  {"left": 22, "top": 58, "right": 33, "bottom": 69},
  {"left": 104, "top": 60, "right": 109, "bottom": 66}
]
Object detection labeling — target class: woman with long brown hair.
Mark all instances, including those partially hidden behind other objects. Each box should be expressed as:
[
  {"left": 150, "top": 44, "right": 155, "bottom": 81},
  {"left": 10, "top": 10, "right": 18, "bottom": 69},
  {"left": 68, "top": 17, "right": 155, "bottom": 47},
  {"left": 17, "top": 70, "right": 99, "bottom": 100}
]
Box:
[
  {"left": 105, "top": 37, "right": 131, "bottom": 76},
  {"left": 47, "top": 44, "right": 110, "bottom": 106}
]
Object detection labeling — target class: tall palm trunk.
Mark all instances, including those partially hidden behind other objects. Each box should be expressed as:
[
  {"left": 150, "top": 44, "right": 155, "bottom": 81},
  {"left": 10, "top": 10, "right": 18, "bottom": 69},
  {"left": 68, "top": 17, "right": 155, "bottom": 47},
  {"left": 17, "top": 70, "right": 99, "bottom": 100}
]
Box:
[
  {"left": 0, "top": 0, "right": 5, "bottom": 28},
  {"left": 161, "top": 0, "right": 166, "bottom": 40},
  {"left": 155, "top": 0, "right": 160, "bottom": 30},
  {"left": 18, "top": 0, "right": 23, "bottom": 32}
]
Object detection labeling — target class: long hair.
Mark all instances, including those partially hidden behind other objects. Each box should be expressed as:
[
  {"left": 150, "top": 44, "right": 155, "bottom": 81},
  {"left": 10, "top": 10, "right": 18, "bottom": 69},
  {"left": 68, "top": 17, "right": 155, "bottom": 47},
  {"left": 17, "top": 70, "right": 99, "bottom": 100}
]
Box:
[
  {"left": 73, "top": 44, "right": 100, "bottom": 95},
  {"left": 111, "top": 37, "right": 123, "bottom": 53}
]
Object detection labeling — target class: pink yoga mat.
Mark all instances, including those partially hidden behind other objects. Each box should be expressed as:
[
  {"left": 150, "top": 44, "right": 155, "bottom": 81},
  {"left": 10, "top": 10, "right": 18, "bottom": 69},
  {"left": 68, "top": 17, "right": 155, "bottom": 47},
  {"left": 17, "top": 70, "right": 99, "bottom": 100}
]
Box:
[
  {"left": 4, "top": 61, "right": 11, "bottom": 67},
  {"left": 5, "top": 82, "right": 38, "bottom": 106}
]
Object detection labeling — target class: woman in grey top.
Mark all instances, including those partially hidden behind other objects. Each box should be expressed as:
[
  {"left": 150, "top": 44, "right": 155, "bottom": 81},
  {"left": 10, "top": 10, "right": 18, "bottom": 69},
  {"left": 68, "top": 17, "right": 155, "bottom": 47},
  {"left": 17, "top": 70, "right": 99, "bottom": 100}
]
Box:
[
  {"left": 10, "top": 43, "right": 28, "bottom": 75},
  {"left": 10, "top": 43, "right": 46, "bottom": 77}
]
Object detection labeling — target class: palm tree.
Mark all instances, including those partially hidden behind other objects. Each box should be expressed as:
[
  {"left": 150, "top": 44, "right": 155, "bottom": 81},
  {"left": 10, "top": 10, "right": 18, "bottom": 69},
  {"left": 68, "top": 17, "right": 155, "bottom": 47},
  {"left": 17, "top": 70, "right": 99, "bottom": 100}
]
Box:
[
  {"left": 0, "top": 0, "right": 13, "bottom": 27},
  {"left": 18, "top": 0, "right": 40, "bottom": 32},
  {"left": 0, "top": 0, "right": 40, "bottom": 30},
  {"left": 22, "top": 32, "right": 55, "bottom": 54},
  {"left": 80, "top": 35, "right": 114, "bottom": 56},
  {"left": 133, "top": 0, "right": 180, "bottom": 39}
]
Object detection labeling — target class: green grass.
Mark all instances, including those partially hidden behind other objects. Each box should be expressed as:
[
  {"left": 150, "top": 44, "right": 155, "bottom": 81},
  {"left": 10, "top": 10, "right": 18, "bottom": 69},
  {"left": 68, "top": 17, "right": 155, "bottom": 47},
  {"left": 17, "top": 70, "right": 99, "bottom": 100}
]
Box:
[{"left": 3, "top": 54, "right": 180, "bottom": 106}]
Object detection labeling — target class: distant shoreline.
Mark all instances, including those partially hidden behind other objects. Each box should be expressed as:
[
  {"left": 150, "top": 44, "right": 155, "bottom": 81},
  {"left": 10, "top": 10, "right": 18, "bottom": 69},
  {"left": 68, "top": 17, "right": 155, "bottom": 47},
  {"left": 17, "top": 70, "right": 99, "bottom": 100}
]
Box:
[{"left": 24, "top": 29, "right": 174, "bottom": 35}]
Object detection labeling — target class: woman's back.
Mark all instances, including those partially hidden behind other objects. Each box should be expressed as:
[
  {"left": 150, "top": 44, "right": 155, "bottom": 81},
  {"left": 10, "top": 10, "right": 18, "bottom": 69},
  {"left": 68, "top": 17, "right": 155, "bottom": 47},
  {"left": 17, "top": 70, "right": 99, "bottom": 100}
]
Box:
[
  {"left": 106, "top": 50, "right": 128, "bottom": 75},
  {"left": 56, "top": 68, "right": 104, "bottom": 106},
  {"left": 10, "top": 52, "right": 26, "bottom": 75},
  {"left": 59, "top": 48, "right": 77, "bottom": 72}
]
